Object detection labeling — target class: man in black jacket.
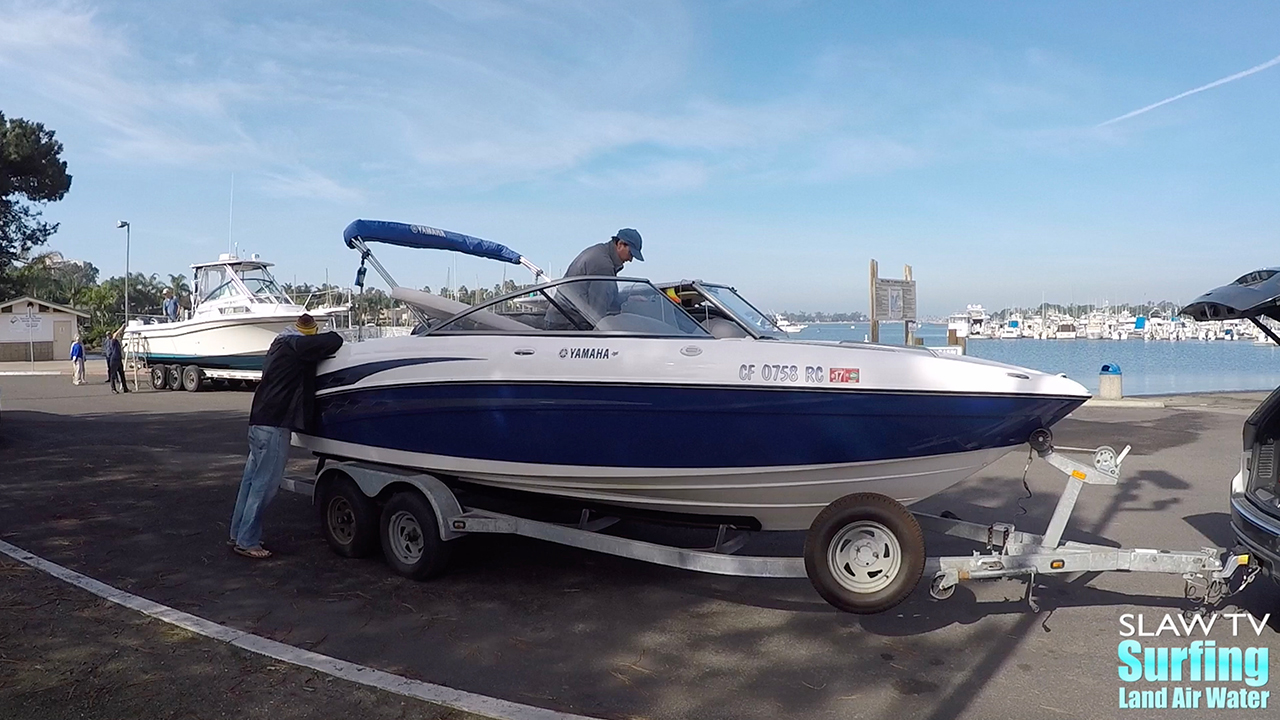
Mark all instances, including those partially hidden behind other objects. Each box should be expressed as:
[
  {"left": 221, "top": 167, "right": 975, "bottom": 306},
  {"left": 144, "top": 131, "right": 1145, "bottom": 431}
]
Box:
[
  {"left": 104, "top": 326, "right": 129, "bottom": 393},
  {"left": 229, "top": 314, "right": 343, "bottom": 558}
]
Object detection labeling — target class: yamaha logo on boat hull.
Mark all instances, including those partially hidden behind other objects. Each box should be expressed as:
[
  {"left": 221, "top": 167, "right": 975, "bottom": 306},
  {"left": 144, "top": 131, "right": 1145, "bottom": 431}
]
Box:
[{"left": 560, "top": 347, "right": 614, "bottom": 360}]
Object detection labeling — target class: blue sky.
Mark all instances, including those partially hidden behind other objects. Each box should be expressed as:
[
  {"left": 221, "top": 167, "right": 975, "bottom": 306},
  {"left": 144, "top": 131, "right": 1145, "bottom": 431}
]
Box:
[{"left": 2, "top": 1, "right": 1278, "bottom": 317}]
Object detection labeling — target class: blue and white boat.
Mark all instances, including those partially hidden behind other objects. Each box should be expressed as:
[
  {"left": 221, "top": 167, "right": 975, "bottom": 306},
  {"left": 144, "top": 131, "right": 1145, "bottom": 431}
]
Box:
[{"left": 294, "top": 220, "right": 1091, "bottom": 532}]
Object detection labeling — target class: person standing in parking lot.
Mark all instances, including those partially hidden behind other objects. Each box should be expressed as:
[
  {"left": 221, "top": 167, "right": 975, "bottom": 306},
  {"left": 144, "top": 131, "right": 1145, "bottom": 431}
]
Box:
[
  {"left": 228, "top": 314, "right": 343, "bottom": 559},
  {"left": 103, "top": 326, "right": 129, "bottom": 393},
  {"left": 70, "top": 336, "right": 86, "bottom": 385}
]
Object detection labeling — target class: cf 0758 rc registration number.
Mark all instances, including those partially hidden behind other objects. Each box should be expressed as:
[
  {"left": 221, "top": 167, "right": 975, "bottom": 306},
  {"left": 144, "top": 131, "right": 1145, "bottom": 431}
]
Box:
[{"left": 739, "top": 364, "right": 827, "bottom": 383}]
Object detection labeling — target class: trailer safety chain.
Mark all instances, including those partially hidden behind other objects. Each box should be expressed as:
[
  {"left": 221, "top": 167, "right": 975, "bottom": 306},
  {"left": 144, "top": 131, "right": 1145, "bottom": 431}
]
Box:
[
  {"left": 1218, "top": 562, "right": 1261, "bottom": 603},
  {"left": 1016, "top": 448, "right": 1034, "bottom": 517},
  {"left": 1184, "top": 562, "right": 1261, "bottom": 611},
  {"left": 987, "top": 523, "right": 1013, "bottom": 551}
]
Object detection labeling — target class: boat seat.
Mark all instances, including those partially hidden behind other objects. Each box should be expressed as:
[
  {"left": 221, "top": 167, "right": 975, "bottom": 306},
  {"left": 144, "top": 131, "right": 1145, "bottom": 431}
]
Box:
[
  {"left": 595, "top": 313, "right": 686, "bottom": 334},
  {"left": 702, "top": 317, "right": 749, "bottom": 338},
  {"left": 390, "top": 287, "right": 533, "bottom": 332}
]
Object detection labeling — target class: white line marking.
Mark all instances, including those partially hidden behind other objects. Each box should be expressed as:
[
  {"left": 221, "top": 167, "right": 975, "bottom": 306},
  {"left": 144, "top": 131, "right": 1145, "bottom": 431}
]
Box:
[
  {"left": 0, "top": 371, "right": 64, "bottom": 376},
  {"left": 0, "top": 539, "right": 600, "bottom": 720}
]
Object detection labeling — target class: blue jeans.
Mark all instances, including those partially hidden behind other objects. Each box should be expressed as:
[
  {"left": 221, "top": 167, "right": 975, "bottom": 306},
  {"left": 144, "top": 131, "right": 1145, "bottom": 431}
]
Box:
[{"left": 229, "top": 425, "right": 290, "bottom": 549}]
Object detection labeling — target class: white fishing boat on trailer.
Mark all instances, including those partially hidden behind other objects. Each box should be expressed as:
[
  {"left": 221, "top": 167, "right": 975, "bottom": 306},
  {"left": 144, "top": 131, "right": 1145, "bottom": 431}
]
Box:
[{"left": 125, "top": 253, "right": 342, "bottom": 391}]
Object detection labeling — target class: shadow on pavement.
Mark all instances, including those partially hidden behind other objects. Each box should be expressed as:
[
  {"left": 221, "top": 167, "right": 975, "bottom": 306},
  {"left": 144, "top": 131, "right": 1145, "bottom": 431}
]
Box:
[{"left": 0, "top": 386, "right": 1273, "bottom": 720}]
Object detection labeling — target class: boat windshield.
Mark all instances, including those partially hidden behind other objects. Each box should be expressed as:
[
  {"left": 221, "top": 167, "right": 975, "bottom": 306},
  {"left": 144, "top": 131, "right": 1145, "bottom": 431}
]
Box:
[
  {"left": 198, "top": 266, "right": 238, "bottom": 304},
  {"left": 699, "top": 284, "right": 786, "bottom": 337},
  {"left": 237, "top": 266, "right": 290, "bottom": 303},
  {"left": 430, "top": 277, "right": 710, "bottom": 336},
  {"left": 197, "top": 264, "right": 290, "bottom": 305}
]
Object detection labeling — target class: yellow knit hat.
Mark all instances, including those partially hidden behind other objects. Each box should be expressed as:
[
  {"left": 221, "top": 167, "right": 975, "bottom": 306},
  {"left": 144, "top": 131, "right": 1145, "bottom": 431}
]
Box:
[{"left": 295, "top": 314, "right": 318, "bottom": 335}]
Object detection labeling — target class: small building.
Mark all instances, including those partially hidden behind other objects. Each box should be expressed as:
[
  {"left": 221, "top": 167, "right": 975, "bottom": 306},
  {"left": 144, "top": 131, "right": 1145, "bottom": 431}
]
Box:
[{"left": 0, "top": 296, "right": 89, "bottom": 362}]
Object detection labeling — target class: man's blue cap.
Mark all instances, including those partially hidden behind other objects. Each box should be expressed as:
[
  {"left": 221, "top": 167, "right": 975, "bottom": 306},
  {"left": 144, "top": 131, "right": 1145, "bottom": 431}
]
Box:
[{"left": 614, "top": 228, "right": 644, "bottom": 261}]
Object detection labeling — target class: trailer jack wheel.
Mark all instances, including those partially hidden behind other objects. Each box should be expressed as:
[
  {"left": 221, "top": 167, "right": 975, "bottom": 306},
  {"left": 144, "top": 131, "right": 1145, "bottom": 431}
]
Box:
[{"left": 930, "top": 573, "right": 956, "bottom": 600}]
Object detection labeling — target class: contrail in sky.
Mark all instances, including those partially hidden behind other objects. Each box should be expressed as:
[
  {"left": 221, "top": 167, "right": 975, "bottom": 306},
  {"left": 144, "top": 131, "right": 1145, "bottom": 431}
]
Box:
[{"left": 1098, "top": 53, "right": 1280, "bottom": 127}]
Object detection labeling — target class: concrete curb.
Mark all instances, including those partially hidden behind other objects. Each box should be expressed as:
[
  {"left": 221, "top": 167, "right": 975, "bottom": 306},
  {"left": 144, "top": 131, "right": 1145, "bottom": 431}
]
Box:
[
  {"left": 0, "top": 538, "right": 600, "bottom": 720},
  {"left": 1082, "top": 398, "right": 1166, "bottom": 409},
  {"left": 0, "top": 371, "right": 64, "bottom": 376}
]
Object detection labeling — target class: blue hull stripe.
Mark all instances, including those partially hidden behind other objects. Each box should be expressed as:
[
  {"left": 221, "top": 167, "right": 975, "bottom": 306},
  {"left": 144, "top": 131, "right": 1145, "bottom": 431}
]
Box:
[
  {"left": 314, "top": 383, "right": 1084, "bottom": 468},
  {"left": 316, "top": 357, "right": 479, "bottom": 392}
]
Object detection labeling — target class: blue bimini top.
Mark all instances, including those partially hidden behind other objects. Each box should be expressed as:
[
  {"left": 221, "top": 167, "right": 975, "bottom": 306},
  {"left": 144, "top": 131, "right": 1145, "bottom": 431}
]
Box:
[{"left": 343, "top": 219, "right": 524, "bottom": 265}]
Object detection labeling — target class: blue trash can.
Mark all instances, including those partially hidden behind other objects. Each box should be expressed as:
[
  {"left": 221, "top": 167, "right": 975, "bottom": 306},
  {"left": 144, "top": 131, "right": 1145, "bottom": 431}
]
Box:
[{"left": 1099, "top": 363, "right": 1122, "bottom": 400}]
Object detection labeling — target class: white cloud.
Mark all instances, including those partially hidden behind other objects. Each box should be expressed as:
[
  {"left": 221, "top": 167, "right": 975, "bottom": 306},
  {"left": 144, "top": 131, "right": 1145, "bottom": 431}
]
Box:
[
  {"left": 572, "top": 159, "right": 711, "bottom": 193},
  {"left": 255, "top": 166, "right": 365, "bottom": 203},
  {"left": 0, "top": 0, "right": 355, "bottom": 194},
  {"left": 1, "top": 1, "right": 844, "bottom": 192},
  {"left": 3, "top": 0, "right": 1152, "bottom": 215},
  {"left": 807, "top": 137, "right": 930, "bottom": 180},
  {"left": 0, "top": 2, "right": 248, "bottom": 163}
]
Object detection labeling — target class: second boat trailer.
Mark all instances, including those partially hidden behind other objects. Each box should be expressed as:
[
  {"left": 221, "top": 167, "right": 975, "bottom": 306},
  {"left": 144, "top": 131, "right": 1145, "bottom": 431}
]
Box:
[{"left": 284, "top": 429, "right": 1259, "bottom": 614}]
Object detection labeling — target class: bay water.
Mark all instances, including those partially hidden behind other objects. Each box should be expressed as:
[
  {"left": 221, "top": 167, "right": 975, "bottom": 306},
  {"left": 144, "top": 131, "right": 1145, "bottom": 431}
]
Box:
[{"left": 792, "top": 322, "right": 1280, "bottom": 397}]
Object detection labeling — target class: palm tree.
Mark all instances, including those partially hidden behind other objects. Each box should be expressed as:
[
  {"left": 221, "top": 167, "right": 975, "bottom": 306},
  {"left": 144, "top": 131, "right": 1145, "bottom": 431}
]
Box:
[
  {"left": 168, "top": 273, "right": 192, "bottom": 309},
  {"left": 294, "top": 283, "right": 317, "bottom": 306},
  {"left": 167, "top": 273, "right": 191, "bottom": 296}
]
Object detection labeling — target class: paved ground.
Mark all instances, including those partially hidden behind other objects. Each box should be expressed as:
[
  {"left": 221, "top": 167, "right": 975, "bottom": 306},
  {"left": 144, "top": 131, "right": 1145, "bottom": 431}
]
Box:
[
  {"left": 0, "top": 375, "right": 1277, "bottom": 719},
  {"left": 0, "top": 556, "right": 477, "bottom": 720}
]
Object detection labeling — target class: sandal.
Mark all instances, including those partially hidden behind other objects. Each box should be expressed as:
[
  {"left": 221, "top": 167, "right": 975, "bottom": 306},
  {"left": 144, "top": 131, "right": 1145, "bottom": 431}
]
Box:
[
  {"left": 227, "top": 539, "right": 267, "bottom": 550},
  {"left": 233, "top": 545, "right": 272, "bottom": 559}
]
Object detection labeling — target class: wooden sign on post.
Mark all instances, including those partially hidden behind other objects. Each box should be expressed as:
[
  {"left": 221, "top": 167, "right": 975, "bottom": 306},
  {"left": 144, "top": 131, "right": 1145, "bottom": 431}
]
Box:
[{"left": 869, "top": 261, "right": 917, "bottom": 345}]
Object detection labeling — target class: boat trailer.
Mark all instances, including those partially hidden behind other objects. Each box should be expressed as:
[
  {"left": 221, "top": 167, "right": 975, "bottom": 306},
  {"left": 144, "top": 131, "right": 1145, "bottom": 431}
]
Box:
[{"left": 285, "top": 429, "right": 1257, "bottom": 614}]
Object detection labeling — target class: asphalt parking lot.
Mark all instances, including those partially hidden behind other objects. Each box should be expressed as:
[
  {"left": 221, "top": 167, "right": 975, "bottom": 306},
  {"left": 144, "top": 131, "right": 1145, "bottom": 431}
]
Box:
[{"left": 1, "top": 374, "right": 1277, "bottom": 720}]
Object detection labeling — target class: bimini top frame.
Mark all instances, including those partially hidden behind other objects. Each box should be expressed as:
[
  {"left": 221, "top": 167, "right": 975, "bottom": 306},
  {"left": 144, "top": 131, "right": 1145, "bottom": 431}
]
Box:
[
  {"left": 342, "top": 219, "right": 549, "bottom": 328},
  {"left": 343, "top": 219, "right": 547, "bottom": 288}
]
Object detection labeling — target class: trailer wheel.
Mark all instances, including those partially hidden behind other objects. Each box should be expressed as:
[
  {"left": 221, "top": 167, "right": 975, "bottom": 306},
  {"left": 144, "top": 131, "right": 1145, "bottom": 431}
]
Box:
[
  {"left": 380, "top": 491, "right": 452, "bottom": 580},
  {"left": 181, "top": 365, "right": 204, "bottom": 392},
  {"left": 803, "top": 493, "right": 924, "bottom": 614},
  {"left": 150, "top": 366, "right": 167, "bottom": 390},
  {"left": 165, "top": 364, "right": 182, "bottom": 390},
  {"left": 317, "top": 475, "right": 379, "bottom": 558}
]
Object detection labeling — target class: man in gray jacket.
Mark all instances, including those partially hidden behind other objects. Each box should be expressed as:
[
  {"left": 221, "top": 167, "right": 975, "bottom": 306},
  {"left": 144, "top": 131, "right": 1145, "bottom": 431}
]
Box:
[{"left": 545, "top": 228, "right": 644, "bottom": 329}]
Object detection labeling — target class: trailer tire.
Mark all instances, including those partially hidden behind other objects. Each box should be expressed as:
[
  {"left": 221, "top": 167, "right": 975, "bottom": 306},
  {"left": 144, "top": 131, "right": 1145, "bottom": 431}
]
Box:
[
  {"left": 380, "top": 491, "right": 452, "bottom": 580},
  {"left": 150, "top": 366, "right": 167, "bottom": 390},
  {"left": 804, "top": 493, "right": 924, "bottom": 614},
  {"left": 317, "top": 475, "right": 379, "bottom": 558},
  {"left": 182, "top": 365, "right": 204, "bottom": 392},
  {"left": 165, "top": 364, "right": 182, "bottom": 390}
]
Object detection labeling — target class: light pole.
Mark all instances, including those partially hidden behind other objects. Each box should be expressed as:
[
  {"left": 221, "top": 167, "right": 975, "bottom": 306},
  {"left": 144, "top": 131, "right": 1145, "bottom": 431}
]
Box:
[
  {"left": 25, "top": 301, "right": 35, "bottom": 370},
  {"left": 116, "top": 221, "right": 130, "bottom": 328}
]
